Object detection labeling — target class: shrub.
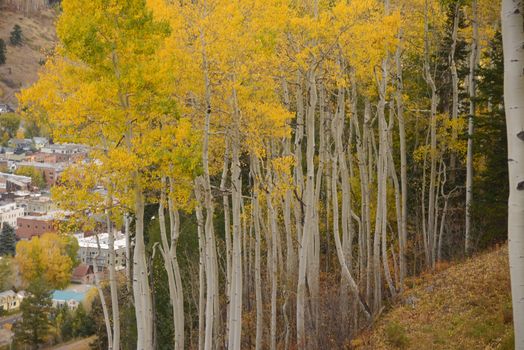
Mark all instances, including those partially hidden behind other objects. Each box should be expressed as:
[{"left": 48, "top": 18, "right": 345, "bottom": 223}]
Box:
[
  {"left": 10, "top": 25, "right": 23, "bottom": 46},
  {"left": 501, "top": 302, "right": 513, "bottom": 324},
  {"left": 0, "top": 39, "right": 6, "bottom": 65},
  {"left": 384, "top": 322, "right": 409, "bottom": 349}
]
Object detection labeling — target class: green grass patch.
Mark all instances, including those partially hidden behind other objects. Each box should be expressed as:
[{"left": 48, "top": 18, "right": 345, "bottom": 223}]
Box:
[{"left": 384, "top": 322, "right": 409, "bottom": 349}]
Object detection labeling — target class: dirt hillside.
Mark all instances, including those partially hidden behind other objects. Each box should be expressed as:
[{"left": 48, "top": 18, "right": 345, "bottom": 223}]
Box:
[
  {"left": 357, "top": 245, "right": 513, "bottom": 350},
  {"left": 0, "top": 6, "right": 57, "bottom": 108}
]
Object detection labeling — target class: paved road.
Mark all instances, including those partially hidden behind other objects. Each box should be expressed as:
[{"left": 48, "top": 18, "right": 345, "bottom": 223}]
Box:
[{"left": 0, "top": 313, "right": 21, "bottom": 327}]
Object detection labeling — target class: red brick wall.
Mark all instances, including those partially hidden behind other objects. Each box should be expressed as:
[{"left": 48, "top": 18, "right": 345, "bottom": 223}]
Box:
[{"left": 16, "top": 217, "right": 56, "bottom": 240}]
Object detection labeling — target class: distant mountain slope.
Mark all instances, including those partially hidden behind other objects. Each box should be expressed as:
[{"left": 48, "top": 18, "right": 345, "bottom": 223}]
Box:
[
  {"left": 358, "top": 245, "right": 513, "bottom": 350},
  {"left": 0, "top": 6, "right": 57, "bottom": 108}
]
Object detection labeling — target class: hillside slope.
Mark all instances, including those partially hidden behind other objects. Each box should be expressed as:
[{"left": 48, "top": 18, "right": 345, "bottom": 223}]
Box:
[
  {"left": 0, "top": 6, "right": 56, "bottom": 108},
  {"left": 358, "top": 245, "right": 513, "bottom": 350}
]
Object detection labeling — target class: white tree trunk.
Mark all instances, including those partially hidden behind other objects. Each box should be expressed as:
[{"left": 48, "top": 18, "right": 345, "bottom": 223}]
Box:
[
  {"left": 450, "top": 2, "right": 460, "bottom": 182},
  {"left": 93, "top": 234, "right": 113, "bottom": 350},
  {"left": 250, "top": 162, "right": 264, "bottom": 350},
  {"left": 158, "top": 178, "right": 185, "bottom": 350},
  {"left": 194, "top": 194, "right": 206, "bottom": 350},
  {"left": 132, "top": 184, "right": 154, "bottom": 350},
  {"left": 465, "top": 0, "right": 479, "bottom": 255},
  {"left": 501, "top": 1, "right": 524, "bottom": 348},
  {"left": 106, "top": 213, "right": 120, "bottom": 350},
  {"left": 297, "top": 68, "right": 317, "bottom": 349},
  {"left": 199, "top": 28, "right": 220, "bottom": 349},
  {"left": 395, "top": 30, "right": 408, "bottom": 290},
  {"left": 228, "top": 86, "right": 243, "bottom": 349}
]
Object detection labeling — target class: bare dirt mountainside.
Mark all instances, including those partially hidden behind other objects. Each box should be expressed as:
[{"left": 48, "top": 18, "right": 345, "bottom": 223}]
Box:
[{"left": 0, "top": 5, "right": 57, "bottom": 108}]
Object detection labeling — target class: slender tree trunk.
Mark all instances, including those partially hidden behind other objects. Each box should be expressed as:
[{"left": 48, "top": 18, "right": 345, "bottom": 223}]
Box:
[
  {"left": 158, "top": 178, "right": 185, "bottom": 350},
  {"left": 297, "top": 68, "right": 317, "bottom": 349},
  {"left": 501, "top": 1, "right": 524, "bottom": 348},
  {"left": 200, "top": 28, "right": 220, "bottom": 349},
  {"left": 106, "top": 210, "right": 120, "bottom": 350},
  {"left": 250, "top": 161, "right": 264, "bottom": 350},
  {"left": 194, "top": 194, "right": 206, "bottom": 350},
  {"left": 395, "top": 29, "right": 408, "bottom": 290},
  {"left": 266, "top": 173, "right": 279, "bottom": 350},
  {"left": 227, "top": 88, "right": 243, "bottom": 349},
  {"left": 221, "top": 147, "right": 232, "bottom": 302},
  {"left": 132, "top": 185, "right": 154, "bottom": 350},
  {"left": 331, "top": 106, "right": 372, "bottom": 320},
  {"left": 450, "top": 2, "right": 460, "bottom": 182},
  {"left": 93, "top": 234, "right": 113, "bottom": 350},
  {"left": 465, "top": 0, "right": 478, "bottom": 255},
  {"left": 424, "top": 0, "right": 440, "bottom": 268}
]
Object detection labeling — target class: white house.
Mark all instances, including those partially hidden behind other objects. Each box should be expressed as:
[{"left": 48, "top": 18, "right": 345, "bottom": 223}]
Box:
[
  {"left": 0, "top": 290, "right": 21, "bottom": 312},
  {"left": 0, "top": 202, "right": 24, "bottom": 229},
  {"left": 75, "top": 232, "right": 127, "bottom": 272}
]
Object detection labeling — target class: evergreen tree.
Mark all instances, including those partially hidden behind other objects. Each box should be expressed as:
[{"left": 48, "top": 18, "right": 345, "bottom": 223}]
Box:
[
  {"left": 0, "top": 39, "right": 6, "bottom": 65},
  {"left": 13, "top": 279, "right": 53, "bottom": 350},
  {"left": 473, "top": 31, "right": 508, "bottom": 248},
  {"left": 0, "top": 223, "right": 16, "bottom": 256},
  {"left": 10, "top": 24, "right": 23, "bottom": 46}
]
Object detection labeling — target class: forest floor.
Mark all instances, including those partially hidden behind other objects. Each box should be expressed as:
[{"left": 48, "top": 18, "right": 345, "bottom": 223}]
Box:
[
  {"left": 357, "top": 244, "right": 513, "bottom": 349},
  {"left": 0, "top": 6, "right": 57, "bottom": 107}
]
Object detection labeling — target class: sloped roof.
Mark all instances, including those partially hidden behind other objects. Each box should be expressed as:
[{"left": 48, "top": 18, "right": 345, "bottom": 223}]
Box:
[
  {"left": 72, "top": 264, "right": 92, "bottom": 278},
  {"left": 0, "top": 290, "right": 16, "bottom": 298}
]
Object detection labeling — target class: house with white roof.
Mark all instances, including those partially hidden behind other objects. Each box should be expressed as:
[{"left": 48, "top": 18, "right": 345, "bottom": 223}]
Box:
[
  {"left": 0, "top": 202, "right": 24, "bottom": 229},
  {"left": 75, "top": 232, "right": 127, "bottom": 272}
]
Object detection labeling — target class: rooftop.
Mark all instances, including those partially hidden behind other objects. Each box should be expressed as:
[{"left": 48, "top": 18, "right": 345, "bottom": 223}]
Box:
[
  {"left": 52, "top": 290, "right": 86, "bottom": 302},
  {"left": 75, "top": 232, "right": 127, "bottom": 250},
  {"left": 21, "top": 211, "right": 68, "bottom": 221},
  {"left": 0, "top": 290, "right": 16, "bottom": 298},
  {"left": 17, "top": 161, "right": 66, "bottom": 171}
]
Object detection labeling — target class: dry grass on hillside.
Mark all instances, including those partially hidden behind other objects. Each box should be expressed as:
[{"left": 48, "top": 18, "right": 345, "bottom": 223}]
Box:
[
  {"left": 0, "top": 6, "right": 56, "bottom": 107},
  {"left": 356, "top": 245, "right": 513, "bottom": 350}
]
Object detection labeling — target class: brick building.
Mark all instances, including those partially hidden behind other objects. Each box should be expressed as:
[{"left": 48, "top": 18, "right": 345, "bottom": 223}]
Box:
[{"left": 16, "top": 214, "right": 57, "bottom": 240}]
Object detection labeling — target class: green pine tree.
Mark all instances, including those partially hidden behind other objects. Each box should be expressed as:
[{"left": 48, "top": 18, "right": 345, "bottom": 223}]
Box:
[
  {"left": 0, "top": 223, "right": 16, "bottom": 256},
  {"left": 0, "top": 39, "right": 6, "bottom": 65},
  {"left": 10, "top": 24, "right": 23, "bottom": 46},
  {"left": 472, "top": 30, "right": 508, "bottom": 248},
  {"left": 13, "top": 278, "right": 53, "bottom": 350}
]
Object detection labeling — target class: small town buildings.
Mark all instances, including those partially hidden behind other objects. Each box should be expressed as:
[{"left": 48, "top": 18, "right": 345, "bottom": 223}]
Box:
[
  {"left": 14, "top": 161, "right": 65, "bottom": 186},
  {"left": 0, "top": 290, "right": 21, "bottom": 312},
  {"left": 0, "top": 202, "right": 24, "bottom": 229},
  {"left": 26, "top": 151, "right": 69, "bottom": 164},
  {"left": 2, "top": 149, "right": 26, "bottom": 162},
  {"left": 41, "top": 143, "right": 87, "bottom": 156},
  {"left": 32, "top": 137, "right": 49, "bottom": 150},
  {"left": 75, "top": 232, "right": 127, "bottom": 271},
  {"left": 39, "top": 143, "right": 88, "bottom": 163},
  {"left": 15, "top": 195, "right": 55, "bottom": 214},
  {"left": 8, "top": 139, "right": 33, "bottom": 152},
  {"left": 0, "top": 172, "right": 32, "bottom": 193},
  {"left": 16, "top": 213, "right": 57, "bottom": 240},
  {"left": 0, "top": 104, "right": 14, "bottom": 114}
]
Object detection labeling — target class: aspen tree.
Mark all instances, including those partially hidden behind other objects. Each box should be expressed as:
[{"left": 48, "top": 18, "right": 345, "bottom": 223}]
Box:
[
  {"left": 465, "top": 0, "right": 479, "bottom": 255},
  {"left": 501, "top": 0, "right": 524, "bottom": 348}
]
